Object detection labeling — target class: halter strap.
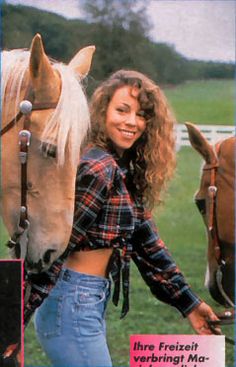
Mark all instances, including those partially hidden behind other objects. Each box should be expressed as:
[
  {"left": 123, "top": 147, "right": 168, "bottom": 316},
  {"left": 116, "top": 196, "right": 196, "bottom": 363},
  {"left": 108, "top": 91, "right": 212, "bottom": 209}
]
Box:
[
  {"left": 203, "top": 143, "right": 222, "bottom": 264},
  {"left": 207, "top": 309, "right": 235, "bottom": 345},
  {"left": 2, "top": 83, "right": 58, "bottom": 259},
  {"left": 0, "top": 98, "right": 57, "bottom": 136},
  {"left": 203, "top": 141, "right": 235, "bottom": 310},
  {"left": 0, "top": 111, "right": 23, "bottom": 136}
]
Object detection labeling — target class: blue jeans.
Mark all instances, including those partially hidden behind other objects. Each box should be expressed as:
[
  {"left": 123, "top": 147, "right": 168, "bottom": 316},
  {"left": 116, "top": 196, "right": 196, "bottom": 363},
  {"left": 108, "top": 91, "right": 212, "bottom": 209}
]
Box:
[{"left": 34, "top": 268, "right": 112, "bottom": 367}]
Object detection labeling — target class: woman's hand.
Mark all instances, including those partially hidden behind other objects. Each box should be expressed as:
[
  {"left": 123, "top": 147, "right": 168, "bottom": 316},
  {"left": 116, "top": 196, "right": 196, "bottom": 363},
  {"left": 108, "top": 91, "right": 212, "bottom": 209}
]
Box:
[
  {"left": 187, "top": 301, "right": 221, "bottom": 335},
  {"left": 3, "top": 344, "right": 18, "bottom": 358},
  {"left": 3, "top": 343, "right": 22, "bottom": 365}
]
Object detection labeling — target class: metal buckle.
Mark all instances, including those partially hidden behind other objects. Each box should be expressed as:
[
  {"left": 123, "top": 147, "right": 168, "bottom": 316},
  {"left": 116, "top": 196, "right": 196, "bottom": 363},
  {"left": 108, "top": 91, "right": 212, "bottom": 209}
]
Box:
[
  {"left": 208, "top": 185, "right": 217, "bottom": 195},
  {"left": 19, "top": 130, "right": 31, "bottom": 146},
  {"left": 19, "top": 151, "right": 27, "bottom": 164},
  {"left": 20, "top": 206, "right": 27, "bottom": 214},
  {"left": 19, "top": 131, "right": 31, "bottom": 163}
]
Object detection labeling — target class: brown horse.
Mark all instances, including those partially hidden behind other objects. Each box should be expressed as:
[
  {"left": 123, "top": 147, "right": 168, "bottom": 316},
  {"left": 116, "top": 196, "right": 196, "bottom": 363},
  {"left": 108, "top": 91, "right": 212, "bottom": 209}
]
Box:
[
  {"left": 1, "top": 34, "right": 95, "bottom": 272},
  {"left": 186, "top": 122, "right": 235, "bottom": 308}
]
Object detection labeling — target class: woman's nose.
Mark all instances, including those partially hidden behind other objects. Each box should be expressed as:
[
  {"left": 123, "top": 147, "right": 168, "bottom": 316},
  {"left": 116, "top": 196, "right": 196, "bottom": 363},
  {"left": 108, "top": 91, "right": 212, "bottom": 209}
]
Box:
[{"left": 126, "top": 112, "right": 136, "bottom": 126}]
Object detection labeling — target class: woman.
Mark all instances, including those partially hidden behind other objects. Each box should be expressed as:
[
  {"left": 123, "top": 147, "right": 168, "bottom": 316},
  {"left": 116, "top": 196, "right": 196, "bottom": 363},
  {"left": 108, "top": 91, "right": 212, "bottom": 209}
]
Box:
[{"left": 25, "top": 70, "right": 220, "bottom": 367}]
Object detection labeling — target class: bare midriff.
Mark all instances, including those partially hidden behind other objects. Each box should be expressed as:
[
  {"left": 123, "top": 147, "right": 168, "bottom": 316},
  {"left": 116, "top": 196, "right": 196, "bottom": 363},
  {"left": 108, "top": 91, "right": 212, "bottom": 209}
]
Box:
[{"left": 64, "top": 248, "right": 113, "bottom": 277}]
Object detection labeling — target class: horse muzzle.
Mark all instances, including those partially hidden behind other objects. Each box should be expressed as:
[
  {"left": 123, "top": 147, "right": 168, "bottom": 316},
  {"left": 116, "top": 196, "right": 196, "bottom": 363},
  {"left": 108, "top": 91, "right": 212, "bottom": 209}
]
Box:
[{"left": 209, "top": 264, "right": 235, "bottom": 308}]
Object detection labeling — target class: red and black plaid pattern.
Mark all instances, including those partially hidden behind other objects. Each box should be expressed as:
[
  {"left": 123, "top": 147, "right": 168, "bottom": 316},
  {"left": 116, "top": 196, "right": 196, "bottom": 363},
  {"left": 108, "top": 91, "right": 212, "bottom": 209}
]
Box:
[{"left": 69, "top": 149, "right": 135, "bottom": 247}]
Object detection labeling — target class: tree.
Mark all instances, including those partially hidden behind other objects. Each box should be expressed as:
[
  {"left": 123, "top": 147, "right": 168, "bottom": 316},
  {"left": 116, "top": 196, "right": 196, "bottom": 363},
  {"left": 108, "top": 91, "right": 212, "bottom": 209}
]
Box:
[
  {"left": 79, "top": 0, "right": 151, "bottom": 36},
  {"left": 77, "top": 0, "right": 154, "bottom": 83}
]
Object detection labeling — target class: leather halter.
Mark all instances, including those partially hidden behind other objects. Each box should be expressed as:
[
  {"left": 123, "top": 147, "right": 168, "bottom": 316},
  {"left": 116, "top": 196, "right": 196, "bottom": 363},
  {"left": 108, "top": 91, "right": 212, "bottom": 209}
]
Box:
[
  {"left": 0, "top": 84, "right": 58, "bottom": 259},
  {"left": 207, "top": 309, "right": 235, "bottom": 345},
  {"left": 202, "top": 143, "right": 235, "bottom": 344},
  {"left": 202, "top": 153, "right": 221, "bottom": 265},
  {"left": 203, "top": 143, "right": 235, "bottom": 303}
]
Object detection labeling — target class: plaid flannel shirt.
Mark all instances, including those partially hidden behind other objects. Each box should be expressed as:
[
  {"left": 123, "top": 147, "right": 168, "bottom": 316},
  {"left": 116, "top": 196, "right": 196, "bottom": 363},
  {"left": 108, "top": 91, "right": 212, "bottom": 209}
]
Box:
[{"left": 24, "top": 146, "right": 201, "bottom": 324}]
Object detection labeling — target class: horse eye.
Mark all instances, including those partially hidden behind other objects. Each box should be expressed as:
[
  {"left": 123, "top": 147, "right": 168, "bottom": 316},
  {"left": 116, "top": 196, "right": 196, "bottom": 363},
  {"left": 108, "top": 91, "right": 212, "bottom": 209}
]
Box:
[
  {"left": 195, "top": 199, "right": 206, "bottom": 215},
  {"left": 41, "top": 142, "right": 57, "bottom": 158}
]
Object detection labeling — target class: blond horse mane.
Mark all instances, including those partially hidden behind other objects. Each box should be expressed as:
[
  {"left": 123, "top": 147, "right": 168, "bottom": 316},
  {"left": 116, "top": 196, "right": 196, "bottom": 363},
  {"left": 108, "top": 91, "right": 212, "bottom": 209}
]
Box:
[{"left": 1, "top": 49, "right": 90, "bottom": 168}]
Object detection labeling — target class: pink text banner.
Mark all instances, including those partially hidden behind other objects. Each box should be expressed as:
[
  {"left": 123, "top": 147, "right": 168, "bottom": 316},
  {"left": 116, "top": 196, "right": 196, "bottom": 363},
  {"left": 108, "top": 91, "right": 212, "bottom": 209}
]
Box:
[{"left": 130, "top": 334, "right": 225, "bottom": 367}]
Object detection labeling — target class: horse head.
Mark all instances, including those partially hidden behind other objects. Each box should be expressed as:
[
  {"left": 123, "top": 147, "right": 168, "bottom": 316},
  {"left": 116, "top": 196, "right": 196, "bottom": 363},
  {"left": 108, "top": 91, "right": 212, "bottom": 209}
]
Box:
[
  {"left": 185, "top": 122, "right": 235, "bottom": 307},
  {"left": 1, "top": 34, "right": 95, "bottom": 272}
]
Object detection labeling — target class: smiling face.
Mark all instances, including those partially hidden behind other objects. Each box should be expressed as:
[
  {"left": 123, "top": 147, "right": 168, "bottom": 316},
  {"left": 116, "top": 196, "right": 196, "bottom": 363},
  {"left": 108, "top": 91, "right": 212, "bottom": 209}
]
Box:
[{"left": 105, "top": 86, "right": 146, "bottom": 156}]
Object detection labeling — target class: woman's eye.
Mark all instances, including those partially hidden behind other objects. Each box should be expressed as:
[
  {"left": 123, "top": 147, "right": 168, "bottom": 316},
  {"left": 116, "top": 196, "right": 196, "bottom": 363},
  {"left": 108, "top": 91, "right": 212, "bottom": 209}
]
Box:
[
  {"left": 137, "top": 110, "right": 145, "bottom": 118},
  {"left": 116, "top": 107, "right": 126, "bottom": 113}
]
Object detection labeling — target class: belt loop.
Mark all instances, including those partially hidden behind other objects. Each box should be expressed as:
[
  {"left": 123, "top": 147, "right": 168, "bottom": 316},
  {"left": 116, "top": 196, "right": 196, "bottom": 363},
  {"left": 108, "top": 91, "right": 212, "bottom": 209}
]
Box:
[
  {"left": 59, "top": 268, "right": 64, "bottom": 280},
  {"left": 64, "top": 269, "right": 71, "bottom": 281}
]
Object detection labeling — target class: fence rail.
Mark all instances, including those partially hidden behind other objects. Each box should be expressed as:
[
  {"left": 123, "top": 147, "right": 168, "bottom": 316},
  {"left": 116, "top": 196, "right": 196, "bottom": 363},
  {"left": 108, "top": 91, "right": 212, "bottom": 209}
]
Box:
[{"left": 176, "top": 124, "right": 235, "bottom": 148}]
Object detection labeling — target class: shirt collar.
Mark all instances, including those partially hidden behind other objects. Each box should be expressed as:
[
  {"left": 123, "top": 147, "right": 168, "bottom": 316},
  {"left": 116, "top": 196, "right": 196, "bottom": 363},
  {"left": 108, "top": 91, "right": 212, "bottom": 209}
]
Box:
[{"left": 106, "top": 143, "right": 130, "bottom": 166}]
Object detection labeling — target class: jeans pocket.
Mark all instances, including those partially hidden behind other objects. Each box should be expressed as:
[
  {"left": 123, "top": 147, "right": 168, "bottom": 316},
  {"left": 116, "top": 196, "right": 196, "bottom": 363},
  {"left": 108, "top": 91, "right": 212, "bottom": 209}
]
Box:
[
  {"left": 34, "top": 293, "right": 63, "bottom": 339},
  {"left": 75, "top": 286, "right": 106, "bottom": 307},
  {"left": 73, "top": 287, "right": 107, "bottom": 336}
]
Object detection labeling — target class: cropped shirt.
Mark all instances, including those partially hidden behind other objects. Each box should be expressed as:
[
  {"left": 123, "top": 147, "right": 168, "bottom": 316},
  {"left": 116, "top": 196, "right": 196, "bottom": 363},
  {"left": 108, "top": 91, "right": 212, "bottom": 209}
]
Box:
[{"left": 24, "top": 146, "right": 201, "bottom": 323}]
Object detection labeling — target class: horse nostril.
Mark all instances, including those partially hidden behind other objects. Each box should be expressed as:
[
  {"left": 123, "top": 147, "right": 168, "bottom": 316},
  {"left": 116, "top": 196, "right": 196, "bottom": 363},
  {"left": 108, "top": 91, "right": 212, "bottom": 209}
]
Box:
[{"left": 43, "top": 249, "right": 56, "bottom": 264}]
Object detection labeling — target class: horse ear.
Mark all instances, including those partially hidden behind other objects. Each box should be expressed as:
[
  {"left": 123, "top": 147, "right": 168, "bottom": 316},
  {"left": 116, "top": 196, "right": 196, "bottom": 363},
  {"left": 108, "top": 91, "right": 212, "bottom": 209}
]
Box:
[
  {"left": 185, "top": 122, "right": 217, "bottom": 164},
  {"left": 68, "top": 45, "right": 95, "bottom": 78},
  {"left": 29, "top": 34, "right": 58, "bottom": 88}
]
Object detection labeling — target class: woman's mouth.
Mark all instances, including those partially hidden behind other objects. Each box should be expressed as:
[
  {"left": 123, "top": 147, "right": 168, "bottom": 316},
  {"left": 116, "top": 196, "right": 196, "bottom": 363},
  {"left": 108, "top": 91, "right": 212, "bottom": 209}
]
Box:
[{"left": 118, "top": 129, "right": 136, "bottom": 138}]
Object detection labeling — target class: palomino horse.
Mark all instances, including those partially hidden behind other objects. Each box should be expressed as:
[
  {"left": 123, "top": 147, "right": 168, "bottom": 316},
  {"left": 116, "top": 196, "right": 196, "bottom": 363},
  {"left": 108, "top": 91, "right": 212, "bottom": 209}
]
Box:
[
  {"left": 185, "top": 122, "right": 235, "bottom": 309},
  {"left": 1, "top": 34, "right": 95, "bottom": 272}
]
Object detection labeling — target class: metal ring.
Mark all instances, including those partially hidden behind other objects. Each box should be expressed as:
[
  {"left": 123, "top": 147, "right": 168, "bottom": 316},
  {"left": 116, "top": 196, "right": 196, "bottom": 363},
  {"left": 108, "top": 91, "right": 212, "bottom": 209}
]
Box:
[
  {"left": 208, "top": 185, "right": 217, "bottom": 194},
  {"left": 19, "top": 100, "right": 32, "bottom": 114}
]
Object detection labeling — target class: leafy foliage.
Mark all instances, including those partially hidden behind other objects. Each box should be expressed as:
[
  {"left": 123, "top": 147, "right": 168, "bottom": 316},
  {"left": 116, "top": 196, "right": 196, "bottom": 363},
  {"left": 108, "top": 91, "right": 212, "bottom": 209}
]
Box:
[
  {"left": 2, "top": 3, "right": 234, "bottom": 87},
  {"left": 80, "top": 0, "right": 151, "bottom": 34}
]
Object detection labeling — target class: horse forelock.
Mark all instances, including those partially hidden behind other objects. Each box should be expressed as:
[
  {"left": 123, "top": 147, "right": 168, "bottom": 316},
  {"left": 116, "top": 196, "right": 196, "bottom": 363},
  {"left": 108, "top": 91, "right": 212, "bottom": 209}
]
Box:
[
  {"left": 1, "top": 49, "right": 90, "bottom": 169},
  {"left": 42, "top": 63, "right": 90, "bottom": 167}
]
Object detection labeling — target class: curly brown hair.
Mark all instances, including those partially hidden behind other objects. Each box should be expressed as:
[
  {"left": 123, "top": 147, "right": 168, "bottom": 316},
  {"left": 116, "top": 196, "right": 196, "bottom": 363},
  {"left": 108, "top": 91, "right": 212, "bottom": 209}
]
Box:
[{"left": 89, "top": 70, "right": 176, "bottom": 209}]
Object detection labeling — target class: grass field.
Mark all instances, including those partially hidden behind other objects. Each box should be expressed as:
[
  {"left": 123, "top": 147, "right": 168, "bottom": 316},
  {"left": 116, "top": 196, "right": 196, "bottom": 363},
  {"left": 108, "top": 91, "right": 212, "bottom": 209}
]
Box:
[
  {"left": 164, "top": 79, "right": 234, "bottom": 125},
  {"left": 1, "top": 79, "right": 234, "bottom": 366},
  {"left": 0, "top": 218, "right": 9, "bottom": 258}
]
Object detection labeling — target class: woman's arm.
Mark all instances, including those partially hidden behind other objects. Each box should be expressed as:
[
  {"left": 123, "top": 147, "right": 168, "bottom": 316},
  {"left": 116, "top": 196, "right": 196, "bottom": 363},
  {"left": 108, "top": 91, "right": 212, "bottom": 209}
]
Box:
[{"left": 131, "top": 218, "right": 219, "bottom": 333}]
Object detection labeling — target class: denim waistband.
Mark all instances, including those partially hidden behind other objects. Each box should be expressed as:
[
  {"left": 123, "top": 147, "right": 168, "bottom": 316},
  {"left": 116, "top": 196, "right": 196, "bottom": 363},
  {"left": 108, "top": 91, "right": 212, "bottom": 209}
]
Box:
[{"left": 59, "top": 268, "right": 110, "bottom": 289}]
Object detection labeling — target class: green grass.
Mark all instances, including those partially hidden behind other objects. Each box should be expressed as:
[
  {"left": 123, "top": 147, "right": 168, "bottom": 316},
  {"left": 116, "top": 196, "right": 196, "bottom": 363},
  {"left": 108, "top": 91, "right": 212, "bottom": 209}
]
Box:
[
  {"left": 0, "top": 218, "right": 9, "bottom": 258},
  {"left": 23, "top": 147, "right": 234, "bottom": 367},
  {"left": 164, "top": 79, "right": 234, "bottom": 125}
]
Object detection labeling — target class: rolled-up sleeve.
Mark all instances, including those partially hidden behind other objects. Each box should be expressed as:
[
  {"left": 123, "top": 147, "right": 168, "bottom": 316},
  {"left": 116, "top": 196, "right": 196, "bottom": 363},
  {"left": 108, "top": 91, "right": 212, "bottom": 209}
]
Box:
[{"left": 131, "top": 218, "right": 201, "bottom": 317}]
